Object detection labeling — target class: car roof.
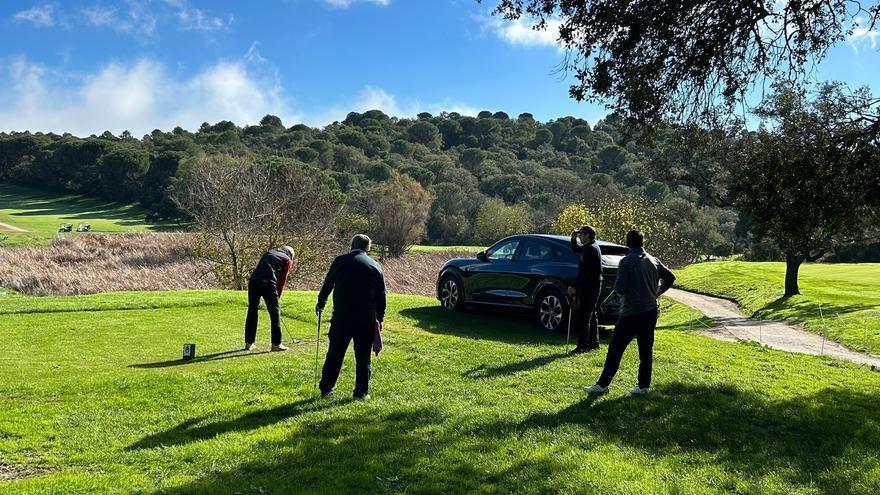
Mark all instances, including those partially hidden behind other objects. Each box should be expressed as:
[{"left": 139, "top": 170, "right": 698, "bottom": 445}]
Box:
[{"left": 527, "top": 234, "right": 626, "bottom": 249}]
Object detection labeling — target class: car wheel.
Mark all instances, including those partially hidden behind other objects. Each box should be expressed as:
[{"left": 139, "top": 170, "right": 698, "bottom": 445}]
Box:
[
  {"left": 439, "top": 276, "right": 464, "bottom": 311},
  {"left": 537, "top": 290, "right": 567, "bottom": 332}
]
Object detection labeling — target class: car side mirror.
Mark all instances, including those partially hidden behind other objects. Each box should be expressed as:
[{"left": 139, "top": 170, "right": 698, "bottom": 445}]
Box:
[{"left": 477, "top": 251, "right": 488, "bottom": 262}]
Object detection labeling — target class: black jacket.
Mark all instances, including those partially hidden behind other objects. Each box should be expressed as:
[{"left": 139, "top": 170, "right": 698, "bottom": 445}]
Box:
[
  {"left": 570, "top": 237, "right": 603, "bottom": 289},
  {"left": 317, "top": 250, "right": 387, "bottom": 324},
  {"left": 249, "top": 250, "right": 293, "bottom": 295}
]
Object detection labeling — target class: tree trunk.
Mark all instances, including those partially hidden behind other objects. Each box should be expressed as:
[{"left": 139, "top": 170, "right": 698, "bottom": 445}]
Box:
[{"left": 784, "top": 252, "right": 803, "bottom": 297}]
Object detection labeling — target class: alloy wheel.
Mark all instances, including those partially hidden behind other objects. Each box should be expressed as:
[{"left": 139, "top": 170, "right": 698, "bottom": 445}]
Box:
[
  {"left": 440, "top": 279, "right": 460, "bottom": 310},
  {"left": 539, "top": 293, "right": 563, "bottom": 331}
]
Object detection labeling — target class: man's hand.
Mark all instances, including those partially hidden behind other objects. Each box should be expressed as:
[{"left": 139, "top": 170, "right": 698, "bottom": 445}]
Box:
[
  {"left": 567, "top": 286, "right": 576, "bottom": 298},
  {"left": 373, "top": 320, "right": 383, "bottom": 356},
  {"left": 315, "top": 304, "right": 323, "bottom": 316}
]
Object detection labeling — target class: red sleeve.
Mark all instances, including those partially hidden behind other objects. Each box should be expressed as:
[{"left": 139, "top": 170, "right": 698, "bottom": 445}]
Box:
[{"left": 277, "top": 258, "right": 292, "bottom": 297}]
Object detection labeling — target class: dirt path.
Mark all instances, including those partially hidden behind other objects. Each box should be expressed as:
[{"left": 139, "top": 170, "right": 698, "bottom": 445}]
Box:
[
  {"left": 0, "top": 222, "right": 27, "bottom": 233},
  {"left": 665, "top": 288, "right": 880, "bottom": 367}
]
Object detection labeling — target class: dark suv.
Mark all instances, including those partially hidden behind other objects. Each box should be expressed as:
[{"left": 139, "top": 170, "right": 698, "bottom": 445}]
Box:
[{"left": 436, "top": 234, "right": 628, "bottom": 331}]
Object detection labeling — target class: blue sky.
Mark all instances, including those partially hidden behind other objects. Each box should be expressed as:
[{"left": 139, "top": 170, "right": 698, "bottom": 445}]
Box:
[{"left": 1, "top": 0, "right": 878, "bottom": 136}]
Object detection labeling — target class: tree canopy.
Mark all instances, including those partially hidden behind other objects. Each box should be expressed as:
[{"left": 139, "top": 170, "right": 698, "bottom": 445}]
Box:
[{"left": 484, "top": 0, "right": 880, "bottom": 131}]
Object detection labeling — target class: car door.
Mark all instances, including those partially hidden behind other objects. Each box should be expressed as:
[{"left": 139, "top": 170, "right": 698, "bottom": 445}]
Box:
[
  {"left": 464, "top": 237, "right": 524, "bottom": 305},
  {"left": 508, "top": 239, "right": 560, "bottom": 305}
]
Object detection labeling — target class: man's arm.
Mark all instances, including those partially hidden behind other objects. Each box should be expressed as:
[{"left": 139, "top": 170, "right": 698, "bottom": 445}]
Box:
[
  {"left": 656, "top": 260, "right": 676, "bottom": 297},
  {"left": 613, "top": 256, "right": 631, "bottom": 295},
  {"left": 374, "top": 265, "right": 387, "bottom": 323},
  {"left": 276, "top": 258, "right": 292, "bottom": 298},
  {"left": 316, "top": 258, "right": 339, "bottom": 311},
  {"left": 570, "top": 235, "right": 583, "bottom": 253}
]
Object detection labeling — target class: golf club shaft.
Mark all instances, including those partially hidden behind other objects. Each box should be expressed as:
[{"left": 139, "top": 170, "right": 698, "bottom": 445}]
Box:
[{"left": 314, "top": 312, "right": 322, "bottom": 390}]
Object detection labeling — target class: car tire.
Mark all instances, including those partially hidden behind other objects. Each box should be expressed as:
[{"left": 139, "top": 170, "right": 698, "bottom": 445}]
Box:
[
  {"left": 439, "top": 275, "right": 464, "bottom": 311},
  {"left": 536, "top": 289, "right": 568, "bottom": 332}
]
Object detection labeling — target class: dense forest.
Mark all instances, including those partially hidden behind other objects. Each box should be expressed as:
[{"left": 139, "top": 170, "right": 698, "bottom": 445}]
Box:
[{"left": 0, "top": 110, "right": 750, "bottom": 259}]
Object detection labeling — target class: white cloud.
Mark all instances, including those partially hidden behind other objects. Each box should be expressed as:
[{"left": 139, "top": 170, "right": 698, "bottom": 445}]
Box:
[
  {"left": 77, "top": 1, "right": 231, "bottom": 39},
  {"left": 322, "top": 0, "right": 389, "bottom": 8},
  {"left": 81, "top": 2, "right": 159, "bottom": 38},
  {"left": 0, "top": 55, "right": 298, "bottom": 137},
  {"left": 176, "top": 7, "right": 232, "bottom": 31},
  {"left": 848, "top": 16, "right": 880, "bottom": 53},
  {"left": 479, "top": 14, "right": 562, "bottom": 50},
  {"left": 304, "top": 85, "right": 478, "bottom": 127},
  {"left": 13, "top": 4, "right": 57, "bottom": 27}
]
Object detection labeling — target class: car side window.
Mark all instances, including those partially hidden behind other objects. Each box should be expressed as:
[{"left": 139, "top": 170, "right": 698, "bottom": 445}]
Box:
[
  {"left": 487, "top": 239, "right": 520, "bottom": 261},
  {"left": 519, "top": 240, "right": 554, "bottom": 261}
]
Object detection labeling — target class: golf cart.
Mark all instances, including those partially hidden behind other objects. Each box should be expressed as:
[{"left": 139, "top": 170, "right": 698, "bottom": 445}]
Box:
[
  {"left": 58, "top": 223, "right": 73, "bottom": 232},
  {"left": 76, "top": 223, "right": 91, "bottom": 232}
]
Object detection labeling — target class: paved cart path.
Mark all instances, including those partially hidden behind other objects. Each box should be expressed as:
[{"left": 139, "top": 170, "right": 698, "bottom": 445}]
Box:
[{"left": 665, "top": 288, "right": 880, "bottom": 367}]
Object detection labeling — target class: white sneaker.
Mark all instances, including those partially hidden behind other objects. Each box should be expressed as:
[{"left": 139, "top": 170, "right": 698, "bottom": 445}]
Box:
[
  {"left": 270, "top": 344, "right": 289, "bottom": 352},
  {"left": 585, "top": 384, "right": 609, "bottom": 395},
  {"left": 244, "top": 343, "right": 256, "bottom": 351},
  {"left": 629, "top": 386, "right": 649, "bottom": 395}
]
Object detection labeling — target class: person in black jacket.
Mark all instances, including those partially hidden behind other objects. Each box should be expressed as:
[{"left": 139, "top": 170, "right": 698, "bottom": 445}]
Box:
[
  {"left": 569, "top": 225, "right": 603, "bottom": 354},
  {"left": 245, "top": 246, "right": 295, "bottom": 352},
  {"left": 315, "top": 234, "right": 386, "bottom": 400}
]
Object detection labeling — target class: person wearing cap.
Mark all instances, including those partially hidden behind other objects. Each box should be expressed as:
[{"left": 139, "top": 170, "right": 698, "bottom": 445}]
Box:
[
  {"left": 569, "top": 225, "right": 603, "bottom": 353},
  {"left": 244, "top": 245, "right": 296, "bottom": 352},
  {"left": 586, "top": 230, "right": 676, "bottom": 396},
  {"left": 315, "top": 234, "right": 386, "bottom": 400}
]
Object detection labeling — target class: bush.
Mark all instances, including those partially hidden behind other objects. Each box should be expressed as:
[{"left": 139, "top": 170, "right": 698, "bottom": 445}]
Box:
[
  {"left": 473, "top": 198, "right": 533, "bottom": 245},
  {"left": 552, "top": 198, "right": 697, "bottom": 267}
]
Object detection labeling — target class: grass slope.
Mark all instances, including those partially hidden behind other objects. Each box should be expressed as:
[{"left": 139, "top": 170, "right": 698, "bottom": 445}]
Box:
[
  {"left": 0, "top": 184, "right": 169, "bottom": 246},
  {"left": 1, "top": 291, "right": 879, "bottom": 494},
  {"left": 675, "top": 262, "right": 880, "bottom": 354}
]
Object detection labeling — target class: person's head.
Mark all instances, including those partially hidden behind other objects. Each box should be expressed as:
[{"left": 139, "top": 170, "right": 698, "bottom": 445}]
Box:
[
  {"left": 576, "top": 225, "right": 597, "bottom": 244},
  {"left": 351, "top": 234, "right": 372, "bottom": 252},
  {"left": 625, "top": 230, "right": 645, "bottom": 249},
  {"left": 281, "top": 245, "right": 295, "bottom": 259}
]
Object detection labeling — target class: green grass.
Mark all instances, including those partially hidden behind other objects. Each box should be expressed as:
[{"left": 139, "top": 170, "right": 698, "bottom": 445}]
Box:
[
  {"left": 0, "top": 184, "right": 171, "bottom": 246},
  {"left": 675, "top": 261, "right": 880, "bottom": 355},
  {"left": 2, "top": 290, "right": 879, "bottom": 494}
]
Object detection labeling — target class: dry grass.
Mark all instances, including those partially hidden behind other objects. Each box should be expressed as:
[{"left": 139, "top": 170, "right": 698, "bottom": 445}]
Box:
[
  {"left": 0, "top": 234, "right": 473, "bottom": 297},
  {"left": 0, "top": 233, "right": 216, "bottom": 295},
  {"left": 375, "top": 250, "right": 474, "bottom": 297}
]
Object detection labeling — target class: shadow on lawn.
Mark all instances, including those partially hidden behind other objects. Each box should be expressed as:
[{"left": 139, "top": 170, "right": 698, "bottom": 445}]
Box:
[
  {"left": 128, "top": 349, "right": 268, "bottom": 369},
  {"left": 398, "top": 305, "right": 561, "bottom": 345},
  {"left": 129, "top": 398, "right": 337, "bottom": 451},
  {"left": 151, "top": 383, "right": 880, "bottom": 494},
  {"left": 754, "top": 296, "right": 869, "bottom": 321}
]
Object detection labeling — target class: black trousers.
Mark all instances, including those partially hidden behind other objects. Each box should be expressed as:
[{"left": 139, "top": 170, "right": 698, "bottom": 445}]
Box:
[
  {"left": 319, "top": 320, "right": 373, "bottom": 397},
  {"left": 574, "top": 283, "right": 602, "bottom": 349},
  {"left": 597, "top": 307, "right": 658, "bottom": 389},
  {"left": 244, "top": 279, "right": 282, "bottom": 346}
]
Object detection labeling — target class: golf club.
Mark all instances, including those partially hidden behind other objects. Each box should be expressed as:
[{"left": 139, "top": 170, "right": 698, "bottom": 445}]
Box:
[
  {"left": 566, "top": 296, "right": 573, "bottom": 348},
  {"left": 314, "top": 310, "right": 322, "bottom": 391}
]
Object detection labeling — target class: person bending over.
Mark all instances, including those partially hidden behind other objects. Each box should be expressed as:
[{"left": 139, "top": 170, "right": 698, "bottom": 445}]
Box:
[{"left": 244, "top": 246, "right": 295, "bottom": 352}]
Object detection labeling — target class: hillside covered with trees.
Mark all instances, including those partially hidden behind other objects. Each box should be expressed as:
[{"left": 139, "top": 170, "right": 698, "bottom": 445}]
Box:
[{"left": 0, "top": 110, "right": 746, "bottom": 259}]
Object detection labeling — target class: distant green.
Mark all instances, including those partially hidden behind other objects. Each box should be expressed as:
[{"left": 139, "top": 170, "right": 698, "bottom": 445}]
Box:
[
  {"left": 2, "top": 290, "right": 879, "bottom": 494},
  {"left": 0, "top": 183, "right": 171, "bottom": 246},
  {"left": 676, "top": 261, "right": 880, "bottom": 354}
]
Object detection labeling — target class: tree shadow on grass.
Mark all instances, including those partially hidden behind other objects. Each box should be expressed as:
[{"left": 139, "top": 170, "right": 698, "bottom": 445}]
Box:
[
  {"left": 152, "top": 406, "right": 572, "bottom": 495},
  {"left": 514, "top": 382, "right": 880, "bottom": 494},
  {"left": 398, "top": 305, "right": 561, "bottom": 345},
  {"left": 151, "top": 383, "right": 880, "bottom": 494},
  {"left": 128, "top": 349, "right": 268, "bottom": 369},
  {"left": 754, "top": 296, "right": 869, "bottom": 322},
  {"left": 128, "top": 398, "right": 336, "bottom": 451}
]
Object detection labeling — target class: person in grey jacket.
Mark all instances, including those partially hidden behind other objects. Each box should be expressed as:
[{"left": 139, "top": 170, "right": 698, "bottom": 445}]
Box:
[
  {"left": 586, "top": 230, "right": 675, "bottom": 396},
  {"left": 315, "top": 234, "right": 386, "bottom": 400}
]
